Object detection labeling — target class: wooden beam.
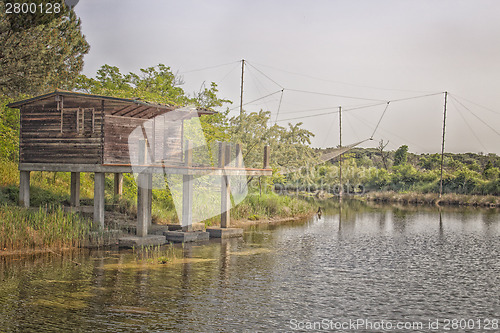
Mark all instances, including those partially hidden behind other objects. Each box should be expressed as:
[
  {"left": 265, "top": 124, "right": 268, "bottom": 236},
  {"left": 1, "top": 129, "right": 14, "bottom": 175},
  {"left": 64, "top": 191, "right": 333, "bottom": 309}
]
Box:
[
  {"left": 218, "top": 142, "right": 225, "bottom": 168},
  {"left": 235, "top": 144, "right": 243, "bottom": 168},
  {"left": 126, "top": 105, "right": 151, "bottom": 118},
  {"left": 225, "top": 142, "right": 231, "bottom": 166},
  {"left": 151, "top": 116, "right": 156, "bottom": 161},
  {"left": 111, "top": 104, "right": 139, "bottom": 117},
  {"left": 134, "top": 107, "right": 160, "bottom": 119},
  {"left": 263, "top": 145, "right": 270, "bottom": 169},
  {"left": 91, "top": 108, "right": 95, "bottom": 133},
  {"left": 120, "top": 105, "right": 145, "bottom": 117},
  {"left": 19, "top": 163, "right": 273, "bottom": 176}
]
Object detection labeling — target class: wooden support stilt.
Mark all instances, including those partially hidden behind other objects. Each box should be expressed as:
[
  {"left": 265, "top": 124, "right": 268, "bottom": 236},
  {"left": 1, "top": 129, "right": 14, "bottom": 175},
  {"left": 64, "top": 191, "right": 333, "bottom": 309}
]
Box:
[
  {"left": 263, "top": 145, "right": 270, "bottom": 169},
  {"left": 182, "top": 140, "right": 193, "bottom": 232},
  {"left": 235, "top": 143, "right": 243, "bottom": 168},
  {"left": 136, "top": 139, "right": 151, "bottom": 237},
  {"left": 220, "top": 142, "right": 231, "bottom": 228},
  {"left": 94, "top": 172, "right": 105, "bottom": 228},
  {"left": 70, "top": 172, "right": 80, "bottom": 207},
  {"left": 113, "top": 173, "right": 123, "bottom": 197},
  {"left": 19, "top": 171, "right": 30, "bottom": 208}
]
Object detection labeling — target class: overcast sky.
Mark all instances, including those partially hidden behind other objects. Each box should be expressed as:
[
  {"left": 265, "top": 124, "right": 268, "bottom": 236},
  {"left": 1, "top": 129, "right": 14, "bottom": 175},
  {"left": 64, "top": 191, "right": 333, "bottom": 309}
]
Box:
[{"left": 75, "top": 0, "right": 500, "bottom": 154}]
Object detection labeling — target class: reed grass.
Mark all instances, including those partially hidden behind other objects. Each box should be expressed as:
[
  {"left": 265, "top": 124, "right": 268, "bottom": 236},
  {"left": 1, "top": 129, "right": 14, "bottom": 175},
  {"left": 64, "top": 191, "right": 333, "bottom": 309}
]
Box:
[
  {"left": 0, "top": 205, "right": 93, "bottom": 251},
  {"left": 231, "top": 191, "right": 316, "bottom": 221},
  {"left": 133, "top": 243, "right": 177, "bottom": 264}
]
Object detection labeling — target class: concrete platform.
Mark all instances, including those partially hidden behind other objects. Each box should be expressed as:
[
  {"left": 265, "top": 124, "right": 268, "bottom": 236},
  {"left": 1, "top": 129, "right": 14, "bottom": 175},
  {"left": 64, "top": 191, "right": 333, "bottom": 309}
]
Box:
[
  {"left": 167, "top": 223, "right": 206, "bottom": 232},
  {"left": 118, "top": 235, "right": 166, "bottom": 248},
  {"left": 164, "top": 231, "right": 210, "bottom": 243},
  {"left": 206, "top": 228, "right": 244, "bottom": 239},
  {"left": 149, "top": 224, "right": 170, "bottom": 236}
]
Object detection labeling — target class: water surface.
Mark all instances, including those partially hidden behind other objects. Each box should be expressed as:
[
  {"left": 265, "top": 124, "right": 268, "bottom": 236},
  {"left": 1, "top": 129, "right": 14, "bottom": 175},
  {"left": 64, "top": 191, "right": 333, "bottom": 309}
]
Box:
[{"left": 1, "top": 202, "right": 499, "bottom": 332}]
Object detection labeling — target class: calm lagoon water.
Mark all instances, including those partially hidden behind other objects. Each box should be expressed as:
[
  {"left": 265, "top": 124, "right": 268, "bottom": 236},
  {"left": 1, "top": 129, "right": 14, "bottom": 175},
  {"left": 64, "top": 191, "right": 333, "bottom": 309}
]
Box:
[{"left": 1, "top": 202, "right": 500, "bottom": 332}]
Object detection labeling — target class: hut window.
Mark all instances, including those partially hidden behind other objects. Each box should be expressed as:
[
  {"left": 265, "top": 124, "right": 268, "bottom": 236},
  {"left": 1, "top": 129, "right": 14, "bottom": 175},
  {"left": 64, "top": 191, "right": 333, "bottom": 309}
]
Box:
[
  {"left": 76, "top": 108, "right": 84, "bottom": 133},
  {"left": 61, "top": 108, "right": 95, "bottom": 134},
  {"left": 75, "top": 108, "right": 95, "bottom": 134}
]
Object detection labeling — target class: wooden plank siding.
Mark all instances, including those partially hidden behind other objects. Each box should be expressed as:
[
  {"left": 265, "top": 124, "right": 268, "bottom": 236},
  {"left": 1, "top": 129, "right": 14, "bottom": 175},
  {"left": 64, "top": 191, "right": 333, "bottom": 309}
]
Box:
[
  {"left": 20, "top": 106, "right": 104, "bottom": 164},
  {"left": 11, "top": 91, "right": 211, "bottom": 166}
]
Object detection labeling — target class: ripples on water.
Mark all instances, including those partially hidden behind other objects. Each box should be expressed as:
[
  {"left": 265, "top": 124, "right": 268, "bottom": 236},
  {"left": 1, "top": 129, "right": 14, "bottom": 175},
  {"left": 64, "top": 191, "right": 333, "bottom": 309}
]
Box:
[{"left": 0, "top": 203, "right": 499, "bottom": 332}]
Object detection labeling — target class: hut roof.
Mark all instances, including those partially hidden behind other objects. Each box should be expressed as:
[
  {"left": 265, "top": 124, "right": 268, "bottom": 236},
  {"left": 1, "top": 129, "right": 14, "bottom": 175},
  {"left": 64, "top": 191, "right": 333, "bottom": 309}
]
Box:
[{"left": 7, "top": 89, "right": 216, "bottom": 119}]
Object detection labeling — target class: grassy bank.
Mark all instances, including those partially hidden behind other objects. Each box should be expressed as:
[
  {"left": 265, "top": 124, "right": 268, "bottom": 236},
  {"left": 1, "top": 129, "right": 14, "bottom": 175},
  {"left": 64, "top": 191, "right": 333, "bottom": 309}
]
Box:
[
  {"left": 360, "top": 191, "right": 500, "bottom": 207},
  {"left": 227, "top": 191, "right": 316, "bottom": 224},
  {"left": 0, "top": 205, "right": 93, "bottom": 251},
  {"left": 122, "top": 189, "right": 318, "bottom": 227}
]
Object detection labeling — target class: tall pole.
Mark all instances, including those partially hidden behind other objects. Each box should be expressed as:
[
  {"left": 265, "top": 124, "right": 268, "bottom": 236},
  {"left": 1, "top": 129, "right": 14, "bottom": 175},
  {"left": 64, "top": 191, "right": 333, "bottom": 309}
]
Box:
[
  {"left": 439, "top": 91, "right": 448, "bottom": 198},
  {"left": 240, "top": 59, "right": 245, "bottom": 117},
  {"left": 339, "top": 106, "right": 343, "bottom": 200}
]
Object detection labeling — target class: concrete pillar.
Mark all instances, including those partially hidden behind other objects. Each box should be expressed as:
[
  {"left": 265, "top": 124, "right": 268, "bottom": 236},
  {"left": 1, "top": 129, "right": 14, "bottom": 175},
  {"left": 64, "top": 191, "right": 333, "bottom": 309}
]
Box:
[
  {"left": 70, "top": 172, "right": 80, "bottom": 207},
  {"left": 182, "top": 140, "right": 193, "bottom": 232},
  {"left": 136, "top": 139, "right": 151, "bottom": 237},
  {"left": 94, "top": 172, "right": 105, "bottom": 228},
  {"left": 19, "top": 171, "right": 30, "bottom": 208},
  {"left": 136, "top": 174, "right": 149, "bottom": 237},
  {"left": 113, "top": 173, "right": 123, "bottom": 197},
  {"left": 220, "top": 142, "right": 231, "bottom": 228}
]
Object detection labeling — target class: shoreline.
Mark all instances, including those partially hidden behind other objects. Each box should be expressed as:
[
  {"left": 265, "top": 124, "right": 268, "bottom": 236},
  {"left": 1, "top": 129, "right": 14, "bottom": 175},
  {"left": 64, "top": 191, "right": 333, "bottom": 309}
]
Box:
[
  {"left": 3, "top": 191, "right": 499, "bottom": 255},
  {"left": 358, "top": 191, "right": 499, "bottom": 208},
  {"left": 224, "top": 212, "right": 315, "bottom": 229}
]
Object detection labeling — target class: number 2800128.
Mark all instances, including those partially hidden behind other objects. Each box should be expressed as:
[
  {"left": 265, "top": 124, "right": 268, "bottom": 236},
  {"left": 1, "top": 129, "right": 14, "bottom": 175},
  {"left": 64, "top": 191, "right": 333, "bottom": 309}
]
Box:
[{"left": 5, "top": 2, "right": 62, "bottom": 14}]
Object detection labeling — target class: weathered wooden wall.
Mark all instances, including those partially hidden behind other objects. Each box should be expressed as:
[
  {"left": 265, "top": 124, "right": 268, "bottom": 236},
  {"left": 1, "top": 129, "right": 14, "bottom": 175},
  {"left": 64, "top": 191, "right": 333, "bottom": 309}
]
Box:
[
  {"left": 20, "top": 104, "right": 104, "bottom": 164},
  {"left": 18, "top": 94, "right": 186, "bottom": 166}
]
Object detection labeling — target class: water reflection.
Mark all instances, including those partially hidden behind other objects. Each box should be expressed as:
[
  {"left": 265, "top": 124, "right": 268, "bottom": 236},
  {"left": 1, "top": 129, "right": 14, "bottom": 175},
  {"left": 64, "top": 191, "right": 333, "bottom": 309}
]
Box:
[{"left": 0, "top": 201, "right": 499, "bottom": 332}]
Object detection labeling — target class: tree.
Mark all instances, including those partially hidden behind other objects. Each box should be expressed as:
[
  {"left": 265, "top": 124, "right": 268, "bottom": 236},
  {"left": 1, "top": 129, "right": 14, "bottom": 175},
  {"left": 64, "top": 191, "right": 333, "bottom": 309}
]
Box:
[
  {"left": 419, "top": 153, "right": 441, "bottom": 170},
  {"left": 0, "top": 1, "right": 89, "bottom": 97},
  {"left": 195, "top": 81, "right": 232, "bottom": 110},
  {"left": 393, "top": 145, "right": 408, "bottom": 166},
  {"left": 227, "top": 110, "right": 318, "bottom": 171},
  {"left": 376, "top": 139, "right": 389, "bottom": 169},
  {"left": 77, "top": 64, "right": 231, "bottom": 110},
  {"left": 0, "top": 95, "right": 18, "bottom": 161}
]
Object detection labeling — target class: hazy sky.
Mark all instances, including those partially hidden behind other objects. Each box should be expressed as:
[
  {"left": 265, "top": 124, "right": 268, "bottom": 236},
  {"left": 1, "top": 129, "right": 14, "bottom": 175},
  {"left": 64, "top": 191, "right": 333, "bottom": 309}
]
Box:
[{"left": 75, "top": 0, "right": 500, "bottom": 154}]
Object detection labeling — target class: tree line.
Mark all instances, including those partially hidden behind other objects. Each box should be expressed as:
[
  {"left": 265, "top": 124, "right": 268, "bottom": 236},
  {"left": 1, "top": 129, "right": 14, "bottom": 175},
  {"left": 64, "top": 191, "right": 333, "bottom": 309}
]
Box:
[{"left": 0, "top": 4, "right": 498, "bottom": 197}]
